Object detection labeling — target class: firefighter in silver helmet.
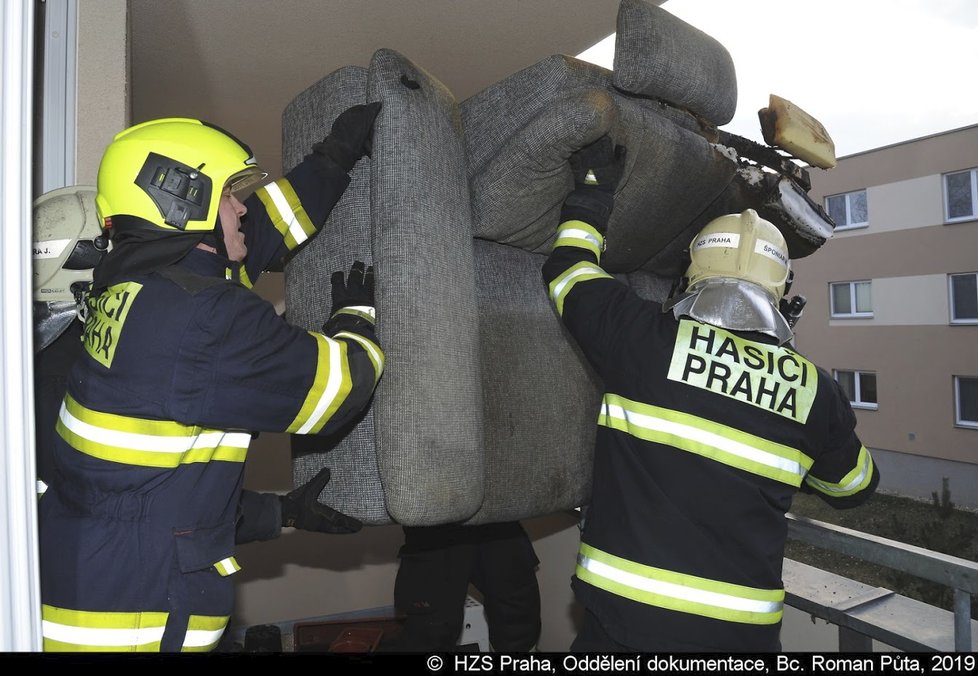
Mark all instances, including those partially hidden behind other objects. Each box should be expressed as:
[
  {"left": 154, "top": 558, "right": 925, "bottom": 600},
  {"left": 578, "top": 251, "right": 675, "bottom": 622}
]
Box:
[
  {"left": 32, "top": 186, "right": 106, "bottom": 354},
  {"left": 33, "top": 187, "right": 106, "bottom": 491},
  {"left": 39, "top": 103, "right": 385, "bottom": 652},
  {"left": 663, "top": 208, "right": 797, "bottom": 345},
  {"left": 542, "top": 136, "right": 879, "bottom": 652}
]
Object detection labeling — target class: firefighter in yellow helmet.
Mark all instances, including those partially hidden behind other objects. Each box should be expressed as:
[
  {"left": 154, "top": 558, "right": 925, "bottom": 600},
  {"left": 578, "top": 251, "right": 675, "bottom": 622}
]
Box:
[
  {"left": 39, "top": 105, "right": 385, "bottom": 652},
  {"left": 543, "top": 137, "right": 879, "bottom": 652},
  {"left": 32, "top": 185, "right": 359, "bottom": 549}
]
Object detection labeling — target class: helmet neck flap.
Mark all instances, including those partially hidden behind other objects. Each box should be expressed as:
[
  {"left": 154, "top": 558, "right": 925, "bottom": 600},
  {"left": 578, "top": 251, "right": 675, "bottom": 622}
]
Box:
[
  {"left": 33, "top": 300, "right": 78, "bottom": 353},
  {"left": 663, "top": 278, "right": 795, "bottom": 345},
  {"left": 90, "top": 223, "right": 204, "bottom": 293}
]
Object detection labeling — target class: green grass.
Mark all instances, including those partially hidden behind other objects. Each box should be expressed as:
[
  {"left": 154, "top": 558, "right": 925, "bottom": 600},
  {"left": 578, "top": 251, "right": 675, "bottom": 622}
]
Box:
[{"left": 785, "top": 485, "right": 978, "bottom": 617}]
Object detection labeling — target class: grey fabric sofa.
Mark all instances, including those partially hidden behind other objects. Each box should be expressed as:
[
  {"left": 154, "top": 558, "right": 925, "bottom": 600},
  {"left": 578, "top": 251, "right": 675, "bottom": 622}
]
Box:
[{"left": 285, "top": 0, "right": 831, "bottom": 526}]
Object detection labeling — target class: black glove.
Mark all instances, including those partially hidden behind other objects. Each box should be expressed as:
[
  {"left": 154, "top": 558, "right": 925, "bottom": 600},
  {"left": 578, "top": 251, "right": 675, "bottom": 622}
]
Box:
[
  {"left": 323, "top": 261, "right": 375, "bottom": 334},
  {"left": 312, "top": 102, "right": 383, "bottom": 172},
  {"left": 780, "top": 294, "right": 807, "bottom": 328},
  {"left": 280, "top": 467, "right": 362, "bottom": 534},
  {"left": 560, "top": 136, "right": 627, "bottom": 234}
]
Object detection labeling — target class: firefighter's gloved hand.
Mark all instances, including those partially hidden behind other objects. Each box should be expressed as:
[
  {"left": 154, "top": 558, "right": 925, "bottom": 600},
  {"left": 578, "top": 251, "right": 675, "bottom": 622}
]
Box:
[
  {"left": 280, "top": 467, "right": 362, "bottom": 534},
  {"left": 323, "top": 261, "right": 376, "bottom": 335},
  {"left": 330, "top": 260, "right": 374, "bottom": 312},
  {"left": 561, "top": 135, "right": 627, "bottom": 234},
  {"left": 570, "top": 136, "right": 626, "bottom": 192},
  {"left": 780, "top": 295, "right": 807, "bottom": 328},
  {"left": 312, "top": 102, "right": 383, "bottom": 172}
]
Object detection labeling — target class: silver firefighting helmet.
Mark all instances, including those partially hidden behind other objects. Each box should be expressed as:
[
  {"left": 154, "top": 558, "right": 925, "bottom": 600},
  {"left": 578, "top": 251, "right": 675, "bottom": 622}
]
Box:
[
  {"left": 663, "top": 209, "right": 794, "bottom": 345},
  {"left": 33, "top": 185, "right": 107, "bottom": 352}
]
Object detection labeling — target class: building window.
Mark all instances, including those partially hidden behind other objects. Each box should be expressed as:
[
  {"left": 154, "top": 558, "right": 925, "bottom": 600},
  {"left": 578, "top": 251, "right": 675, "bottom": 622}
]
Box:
[
  {"left": 949, "top": 273, "right": 978, "bottom": 324},
  {"left": 954, "top": 376, "right": 978, "bottom": 428},
  {"left": 830, "top": 281, "right": 872, "bottom": 318},
  {"left": 944, "top": 168, "right": 978, "bottom": 222},
  {"left": 835, "top": 370, "right": 878, "bottom": 410},
  {"left": 826, "top": 190, "right": 868, "bottom": 230}
]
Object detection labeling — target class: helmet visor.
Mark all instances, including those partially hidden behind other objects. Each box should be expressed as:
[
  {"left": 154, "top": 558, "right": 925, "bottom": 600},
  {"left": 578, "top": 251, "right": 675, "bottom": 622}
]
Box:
[{"left": 227, "top": 168, "right": 267, "bottom": 198}]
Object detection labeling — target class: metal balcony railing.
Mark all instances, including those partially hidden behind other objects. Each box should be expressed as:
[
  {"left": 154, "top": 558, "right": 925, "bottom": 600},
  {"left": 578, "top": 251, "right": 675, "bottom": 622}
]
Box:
[{"left": 784, "top": 513, "right": 978, "bottom": 652}]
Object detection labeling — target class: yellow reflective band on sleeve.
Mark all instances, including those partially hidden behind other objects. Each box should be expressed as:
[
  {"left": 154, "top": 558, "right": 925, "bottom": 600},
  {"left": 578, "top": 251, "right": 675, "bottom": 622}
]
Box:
[
  {"left": 42, "top": 604, "right": 168, "bottom": 652},
  {"left": 287, "top": 332, "right": 353, "bottom": 434},
  {"left": 182, "top": 614, "right": 230, "bottom": 652},
  {"left": 598, "top": 393, "right": 813, "bottom": 486},
  {"left": 805, "top": 445, "right": 875, "bottom": 497},
  {"left": 213, "top": 556, "right": 240, "bottom": 577},
  {"left": 548, "top": 261, "right": 614, "bottom": 316},
  {"left": 554, "top": 220, "right": 605, "bottom": 259},
  {"left": 255, "top": 178, "right": 316, "bottom": 250},
  {"left": 575, "top": 544, "right": 784, "bottom": 626},
  {"left": 238, "top": 266, "right": 254, "bottom": 289},
  {"left": 334, "top": 331, "right": 385, "bottom": 384},
  {"left": 56, "top": 395, "right": 251, "bottom": 468}
]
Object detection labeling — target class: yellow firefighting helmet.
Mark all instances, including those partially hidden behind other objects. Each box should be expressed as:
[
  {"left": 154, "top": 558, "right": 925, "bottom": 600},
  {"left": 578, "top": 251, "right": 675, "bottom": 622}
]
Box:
[
  {"left": 95, "top": 118, "right": 265, "bottom": 234},
  {"left": 32, "top": 185, "right": 107, "bottom": 351},
  {"left": 686, "top": 208, "right": 791, "bottom": 303}
]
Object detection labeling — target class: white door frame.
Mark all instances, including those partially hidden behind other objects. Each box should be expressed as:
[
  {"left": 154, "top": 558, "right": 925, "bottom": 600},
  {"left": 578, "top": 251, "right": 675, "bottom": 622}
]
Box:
[
  {"left": 40, "top": 0, "right": 77, "bottom": 193},
  {"left": 1, "top": 0, "right": 78, "bottom": 652},
  {"left": 1, "top": 0, "right": 42, "bottom": 651}
]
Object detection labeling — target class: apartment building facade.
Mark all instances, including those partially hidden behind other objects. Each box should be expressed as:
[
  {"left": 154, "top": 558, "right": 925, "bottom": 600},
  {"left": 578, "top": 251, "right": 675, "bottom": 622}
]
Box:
[{"left": 793, "top": 124, "right": 978, "bottom": 509}]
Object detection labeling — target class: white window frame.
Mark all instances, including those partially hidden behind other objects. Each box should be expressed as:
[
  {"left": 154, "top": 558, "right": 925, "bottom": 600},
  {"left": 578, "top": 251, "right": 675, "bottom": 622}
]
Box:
[
  {"left": 830, "top": 281, "right": 873, "bottom": 319},
  {"left": 944, "top": 168, "right": 978, "bottom": 223},
  {"left": 825, "top": 189, "right": 868, "bottom": 231},
  {"left": 949, "top": 272, "right": 978, "bottom": 325},
  {"left": 954, "top": 376, "right": 978, "bottom": 429},
  {"left": 834, "top": 370, "right": 878, "bottom": 410}
]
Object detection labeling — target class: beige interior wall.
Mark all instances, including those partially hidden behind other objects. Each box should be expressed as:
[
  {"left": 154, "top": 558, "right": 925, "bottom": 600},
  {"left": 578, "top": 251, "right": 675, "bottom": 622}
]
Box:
[
  {"left": 74, "top": 0, "right": 128, "bottom": 183},
  {"left": 240, "top": 274, "right": 586, "bottom": 650},
  {"left": 231, "top": 511, "right": 584, "bottom": 651}
]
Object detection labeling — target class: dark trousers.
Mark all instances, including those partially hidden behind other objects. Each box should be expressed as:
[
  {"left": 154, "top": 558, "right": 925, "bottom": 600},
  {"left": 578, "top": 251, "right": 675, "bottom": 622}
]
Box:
[
  {"left": 570, "top": 610, "right": 634, "bottom": 652},
  {"left": 394, "top": 521, "right": 541, "bottom": 651},
  {"left": 571, "top": 608, "right": 783, "bottom": 653}
]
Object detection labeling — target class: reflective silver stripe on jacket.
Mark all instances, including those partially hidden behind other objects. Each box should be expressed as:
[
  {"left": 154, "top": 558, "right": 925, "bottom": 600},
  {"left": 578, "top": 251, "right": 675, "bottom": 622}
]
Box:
[
  {"left": 42, "top": 604, "right": 228, "bottom": 652},
  {"left": 805, "top": 444, "right": 875, "bottom": 497},
  {"left": 548, "top": 262, "right": 614, "bottom": 316},
  {"left": 554, "top": 220, "right": 605, "bottom": 258},
  {"left": 255, "top": 179, "right": 315, "bottom": 250},
  {"left": 599, "top": 392, "right": 813, "bottom": 486},
  {"left": 576, "top": 543, "right": 784, "bottom": 625},
  {"left": 57, "top": 394, "right": 251, "bottom": 468}
]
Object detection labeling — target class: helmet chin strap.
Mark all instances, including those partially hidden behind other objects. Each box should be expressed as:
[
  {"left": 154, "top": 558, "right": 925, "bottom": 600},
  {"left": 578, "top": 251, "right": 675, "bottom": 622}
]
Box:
[{"left": 200, "top": 215, "right": 229, "bottom": 259}]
